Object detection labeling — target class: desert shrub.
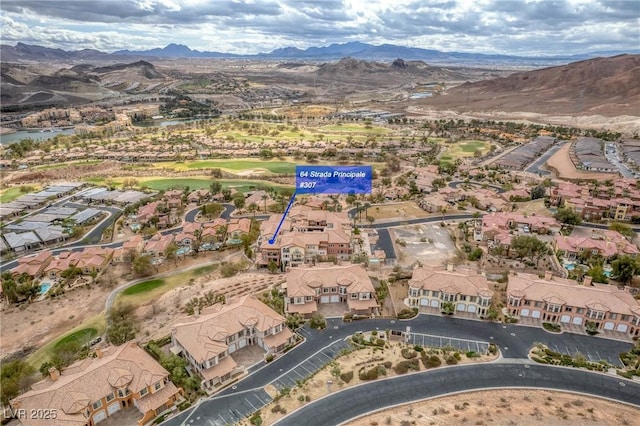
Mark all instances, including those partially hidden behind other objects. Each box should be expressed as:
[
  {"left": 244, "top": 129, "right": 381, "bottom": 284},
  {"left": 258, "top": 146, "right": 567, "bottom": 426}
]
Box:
[
  {"left": 359, "top": 367, "right": 379, "bottom": 381},
  {"left": 397, "top": 308, "right": 418, "bottom": 319},
  {"left": 488, "top": 344, "right": 497, "bottom": 355},
  {"left": 401, "top": 348, "right": 417, "bottom": 359},
  {"left": 271, "top": 404, "right": 282, "bottom": 413},
  {"left": 446, "top": 355, "right": 458, "bottom": 365},
  {"left": 413, "top": 345, "right": 424, "bottom": 352},
  {"left": 466, "top": 351, "right": 480, "bottom": 358},
  {"left": 423, "top": 355, "right": 442, "bottom": 369},
  {"left": 265, "top": 354, "right": 274, "bottom": 362},
  {"left": 383, "top": 361, "right": 393, "bottom": 369},
  {"left": 340, "top": 371, "right": 354, "bottom": 383},
  {"left": 394, "top": 359, "right": 420, "bottom": 374},
  {"left": 453, "top": 352, "right": 461, "bottom": 360},
  {"left": 249, "top": 411, "right": 263, "bottom": 426}
]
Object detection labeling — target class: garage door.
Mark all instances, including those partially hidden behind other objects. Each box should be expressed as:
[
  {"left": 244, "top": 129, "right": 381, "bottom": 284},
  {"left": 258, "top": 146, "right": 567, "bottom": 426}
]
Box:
[
  {"left": 320, "top": 296, "right": 330, "bottom": 304},
  {"left": 531, "top": 310, "right": 541, "bottom": 319},
  {"left": 467, "top": 305, "right": 476, "bottom": 313},
  {"left": 520, "top": 309, "right": 529, "bottom": 317},
  {"left": 420, "top": 298, "right": 429, "bottom": 306},
  {"left": 617, "top": 324, "right": 628, "bottom": 333},
  {"left": 560, "top": 315, "right": 571, "bottom": 323},
  {"left": 330, "top": 295, "right": 340, "bottom": 303},
  {"left": 238, "top": 339, "right": 247, "bottom": 349},
  {"left": 456, "top": 303, "right": 466, "bottom": 311},
  {"left": 430, "top": 300, "right": 439, "bottom": 308},
  {"left": 107, "top": 402, "right": 121, "bottom": 416},
  {"left": 93, "top": 410, "right": 107, "bottom": 424},
  {"left": 572, "top": 317, "right": 583, "bottom": 325},
  {"left": 604, "top": 322, "right": 614, "bottom": 330}
]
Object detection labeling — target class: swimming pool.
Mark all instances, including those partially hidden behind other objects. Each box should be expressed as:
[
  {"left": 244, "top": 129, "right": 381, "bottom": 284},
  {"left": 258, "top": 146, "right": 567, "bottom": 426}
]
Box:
[
  {"left": 176, "top": 247, "right": 190, "bottom": 256},
  {"left": 39, "top": 283, "right": 52, "bottom": 295},
  {"left": 563, "top": 262, "right": 576, "bottom": 271}
]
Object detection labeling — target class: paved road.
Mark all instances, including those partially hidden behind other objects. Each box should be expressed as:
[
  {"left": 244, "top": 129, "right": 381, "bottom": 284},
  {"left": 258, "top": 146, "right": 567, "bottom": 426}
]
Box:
[
  {"left": 606, "top": 143, "right": 634, "bottom": 178},
  {"left": 162, "top": 315, "right": 634, "bottom": 426},
  {"left": 62, "top": 203, "right": 123, "bottom": 246},
  {"left": 525, "top": 141, "right": 567, "bottom": 175},
  {"left": 372, "top": 228, "right": 396, "bottom": 260},
  {"left": 275, "top": 363, "right": 640, "bottom": 426}
]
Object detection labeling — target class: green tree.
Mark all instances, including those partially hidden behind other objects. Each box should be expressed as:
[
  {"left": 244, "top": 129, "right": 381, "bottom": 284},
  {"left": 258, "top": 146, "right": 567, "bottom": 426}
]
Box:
[
  {"left": 611, "top": 255, "right": 640, "bottom": 285},
  {"left": 1, "top": 360, "right": 35, "bottom": 405},
  {"left": 530, "top": 185, "right": 545, "bottom": 200},
  {"left": 233, "top": 195, "right": 246, "bottom": 210},
  {"left": 510, "top": 235, "right": 548, "bottom": 265},
  {"left": 609, "top": 222, "right": 635, "bottom": 238},
  {"left": 554, "top": 207, "right": 582, "bottom": 226},
  {"left": 132, "top": 255, "right": 154, "bottom": 277},
  {"left": 587, "top": 263, "right": 609, "bottom": 284},
  {"left": 201, "top": 202, "right": 224, "bottom": 219},
  {"left": 107, "top": 303, "right": 137, "bottom": 345},
  {"left": 210, "top": 181, "right": 222, "bottom": 195},
  {"left": 441, "top": 302, "right": 455, "bottom": 315},
  {"left": 267, "top": 260, "right": 279, "bottom": 274}
]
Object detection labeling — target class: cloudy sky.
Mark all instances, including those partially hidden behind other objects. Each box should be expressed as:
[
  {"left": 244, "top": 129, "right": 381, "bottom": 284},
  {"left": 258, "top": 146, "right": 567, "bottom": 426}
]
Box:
[{"left": 1, "top": 0, "right": 638, "bottom": 56}]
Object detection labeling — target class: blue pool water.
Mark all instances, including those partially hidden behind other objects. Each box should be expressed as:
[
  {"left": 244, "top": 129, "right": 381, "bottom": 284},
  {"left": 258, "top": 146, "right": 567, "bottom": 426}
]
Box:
[
  {"left": 39, "top": 283, "right": 52, "bottom": 294},
  {"left": 563, "top": 262, "right": 575, "bottom": 271},
  {"left": 176, "top": 247, "right": 190, "bottom": 255}
]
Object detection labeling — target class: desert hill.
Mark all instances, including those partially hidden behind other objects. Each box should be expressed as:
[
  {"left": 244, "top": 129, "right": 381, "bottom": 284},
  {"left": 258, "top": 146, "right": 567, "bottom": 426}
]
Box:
[
  {"left": 1, "top": 60, "right": 168, "bottom": 108},
  {"left": 421, "top": 54, "right": 640, "bottom": 116}
]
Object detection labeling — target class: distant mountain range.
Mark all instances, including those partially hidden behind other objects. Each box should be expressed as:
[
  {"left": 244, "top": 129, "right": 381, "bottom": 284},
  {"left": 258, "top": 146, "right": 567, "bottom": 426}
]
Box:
[{"left": 2, "top": 41, "right": 638, "bottom": 65}]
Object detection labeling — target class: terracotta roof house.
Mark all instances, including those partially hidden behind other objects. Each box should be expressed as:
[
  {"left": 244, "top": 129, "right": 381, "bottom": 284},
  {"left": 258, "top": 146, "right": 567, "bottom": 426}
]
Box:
[
  {"left": 407, "top": 265, "right": 493, "bottom": 317},
  {"left": 507, "top": 271, "right": 640, "bottom": 337},
  {"left": 10, "top": 342, "right": 183, "bottom": 426},
  {"left": 143, "top": 234, "right": 175, "bottom": 259},
  {"left": 554, "top": 231, "right": 638, "bottom": 262},
  {"left": 11, "top": 250, "right": 53, "bottom": 279},
  {"left": 226, "top": 218, "right": 251, "bottom": 242},
  {"left": 284, "top": 264, "right": 378, "bottom": 316},
  {"left": 170, "top": 296, "right": 294, "bottom": 394}
]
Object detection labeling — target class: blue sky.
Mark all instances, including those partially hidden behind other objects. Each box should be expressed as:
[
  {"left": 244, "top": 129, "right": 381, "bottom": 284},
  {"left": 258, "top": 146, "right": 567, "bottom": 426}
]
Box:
[{"left": 1, "top": 0, "right": 638, "bottom": 55}]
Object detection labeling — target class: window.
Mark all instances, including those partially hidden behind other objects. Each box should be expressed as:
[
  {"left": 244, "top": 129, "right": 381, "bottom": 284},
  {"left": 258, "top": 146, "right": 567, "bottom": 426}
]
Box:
[
  {"left": 565, "top": 306, "right": 572, "bottom": 312},
  {"left": 139, "top": 388, "right": 148, "bottom": 397},
  {"left": 92, "top": 400, "right": 102, "bottom": 410},
  {"left": 409, "top": 288, "right": 419, "bottom": 297},
  {"left": 305, "top": 296, "right": 313, "bottom": 301},
  {"left": 432, "top": 291, "right": 439, "bottom": 298},
  {"left": 155, "top": 382, "right": 162, "bottom": 391},
  {"left": 331, "top": 287, "right": 337, "bottom": 293},
  {"left": 609, "top": 312, "right": 618, "bottom": 320},
  {"left": 351, "top": 293, "right": 358, "bottom": 299},
  {"left": 106, "top": 393, "right": 114, "bottom": 402},
  {"left": 117, "top": 389, "right": 125, "bottom": 398},
  {"left": 339, "top": 286, "right": 347, "bottom": 295},
  {"left": 323, "top": 288, "right": 329, "bottom": 293}
]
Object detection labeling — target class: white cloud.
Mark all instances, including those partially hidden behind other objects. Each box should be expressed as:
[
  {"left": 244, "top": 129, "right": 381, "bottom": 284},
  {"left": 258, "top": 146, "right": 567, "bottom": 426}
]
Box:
[{"left": 0, "top": 0, "right": 638, "bottom": 55}]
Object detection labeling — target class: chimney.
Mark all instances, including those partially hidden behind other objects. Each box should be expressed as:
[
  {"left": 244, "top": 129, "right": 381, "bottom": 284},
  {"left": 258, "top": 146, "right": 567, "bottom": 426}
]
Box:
[
  {"left": 49, "top": 367, "right": 60, "bottom": 381},
  {"left": 544, "top": 271, "right": 553, "bottom": 281},
  {"left": 583, "top": 276, "right": 593, "bottom": 286},
  {"left": 95, "top": 348, "right": 103, "bottom": 359},
  {"left": 446, "top": 263, "right": 454, "bottom": 272}
]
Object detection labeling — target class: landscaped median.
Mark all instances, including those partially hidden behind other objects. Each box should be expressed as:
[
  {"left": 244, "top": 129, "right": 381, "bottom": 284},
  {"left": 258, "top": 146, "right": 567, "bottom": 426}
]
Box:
[{"left": 252, "top": 332, "right": 498, "bottom": 426}]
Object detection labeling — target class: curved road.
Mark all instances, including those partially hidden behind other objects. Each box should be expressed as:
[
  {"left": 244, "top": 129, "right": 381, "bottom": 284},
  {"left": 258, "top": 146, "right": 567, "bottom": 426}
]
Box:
[
  {"left": 275, "top": 362, "right": 640, "bottom": 426},
  {"left": 162, "top": 315, "right": 634, "bottom": 426}
]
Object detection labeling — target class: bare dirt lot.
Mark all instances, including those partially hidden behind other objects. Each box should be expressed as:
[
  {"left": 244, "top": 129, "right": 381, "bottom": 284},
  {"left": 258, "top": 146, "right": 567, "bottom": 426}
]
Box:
[
  {"left": 546, "top": 142, "right": 616, "bottom": 181},
  {"left": 366, "top": 202, "right": 429, "bottom": 222},
  {"left": 135, "top": 270, "right": 285, "bottom": 342},
  {"left": 348, "top": 389, "right": 640, "bottom": 426},
  {"left": 391, "top": 224, "right": 458, "bottom": 267}
]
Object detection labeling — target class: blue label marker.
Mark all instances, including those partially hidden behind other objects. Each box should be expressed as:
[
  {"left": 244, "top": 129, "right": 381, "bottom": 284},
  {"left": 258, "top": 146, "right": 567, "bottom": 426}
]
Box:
[
  {"left": 268, "top": 165, "right": 372, "bottom": 244},
  {"left": 296, "top": 165, "right": 372, "bottom": 194}
]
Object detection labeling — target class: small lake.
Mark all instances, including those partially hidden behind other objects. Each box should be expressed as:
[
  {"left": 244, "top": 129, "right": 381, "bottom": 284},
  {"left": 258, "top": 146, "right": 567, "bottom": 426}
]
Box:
[{"left": 0, "top": 128, "right": 75, "bottom": 144}]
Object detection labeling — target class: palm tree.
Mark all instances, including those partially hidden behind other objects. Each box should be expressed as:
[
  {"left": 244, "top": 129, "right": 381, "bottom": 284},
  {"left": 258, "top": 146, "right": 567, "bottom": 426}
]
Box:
[
  {"left": 247, "top": 203, "right": 259, "bottom": 218},
  {"left": 261, "top": 194, "right": 268, "bottom": 212}
]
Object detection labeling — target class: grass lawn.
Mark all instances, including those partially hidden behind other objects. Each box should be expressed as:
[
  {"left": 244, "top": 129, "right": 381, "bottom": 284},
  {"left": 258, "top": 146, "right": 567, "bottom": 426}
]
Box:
[
  {"left": 122, "top": 278, "right": 164, "bottom": 296},
  {"left": 116, "top": 263, "right": 218, "bottom": 305},
  {"left": 439, "top": 140, "right": 491, "bottom": 164},
  {"left": 154, "top": 159, "right": 297, "bottom": 174},
  {"left": 33, "top": 160, "right": 103, "bottom": 171},
  {"left": 138, "top": 177, "right": 293, "bottom": 193},
  {"left": 0, "top": 185, "right": 40, "bottom": 203},
  {"left": 27, "top": 314, "right": 106, "bottom": 368},
  {"left": 54, "top": 327, "right": 98, "bottom": 348},
  {"left": 318, "top": 124, "right": 390, "bottom": 134}
]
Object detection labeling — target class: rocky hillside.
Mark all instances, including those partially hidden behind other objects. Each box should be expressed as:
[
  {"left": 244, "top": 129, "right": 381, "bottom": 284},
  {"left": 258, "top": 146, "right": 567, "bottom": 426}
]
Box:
[{"left": 423, "top": 54, "right": 640, "bottom": 116}]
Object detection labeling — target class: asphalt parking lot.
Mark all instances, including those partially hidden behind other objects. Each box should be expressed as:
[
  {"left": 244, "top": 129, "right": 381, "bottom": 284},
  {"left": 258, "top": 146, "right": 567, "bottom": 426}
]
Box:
[
  {"left": 408, "top": 333, "right": 489, "bottom": 354},
  {"left": 546, "top": 340, "right": 623, "bottom": 367}
]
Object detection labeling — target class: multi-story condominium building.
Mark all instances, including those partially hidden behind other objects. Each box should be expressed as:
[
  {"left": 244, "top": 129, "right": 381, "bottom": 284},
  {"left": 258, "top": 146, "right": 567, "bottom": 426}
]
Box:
[
  {"left": 258, "top": 205, "right": 354, "bottom": 269},
  {"left": 554, "top": 229, "right": 638, "bottom": 262},
  {"left": 170, "top": 296, "right": 294, "bottom": 394},
  {"left": 10, "top": 342, "right": 182, "bottom": 426},
  {"left": 507, "top": 272, "right": 640, "bottom": 337},
  {"left": 407, "top": 265, "right": 494, "bottom": 317},
  {"left": 284, "top": 264, "right": 378, "bottom": 316}
]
